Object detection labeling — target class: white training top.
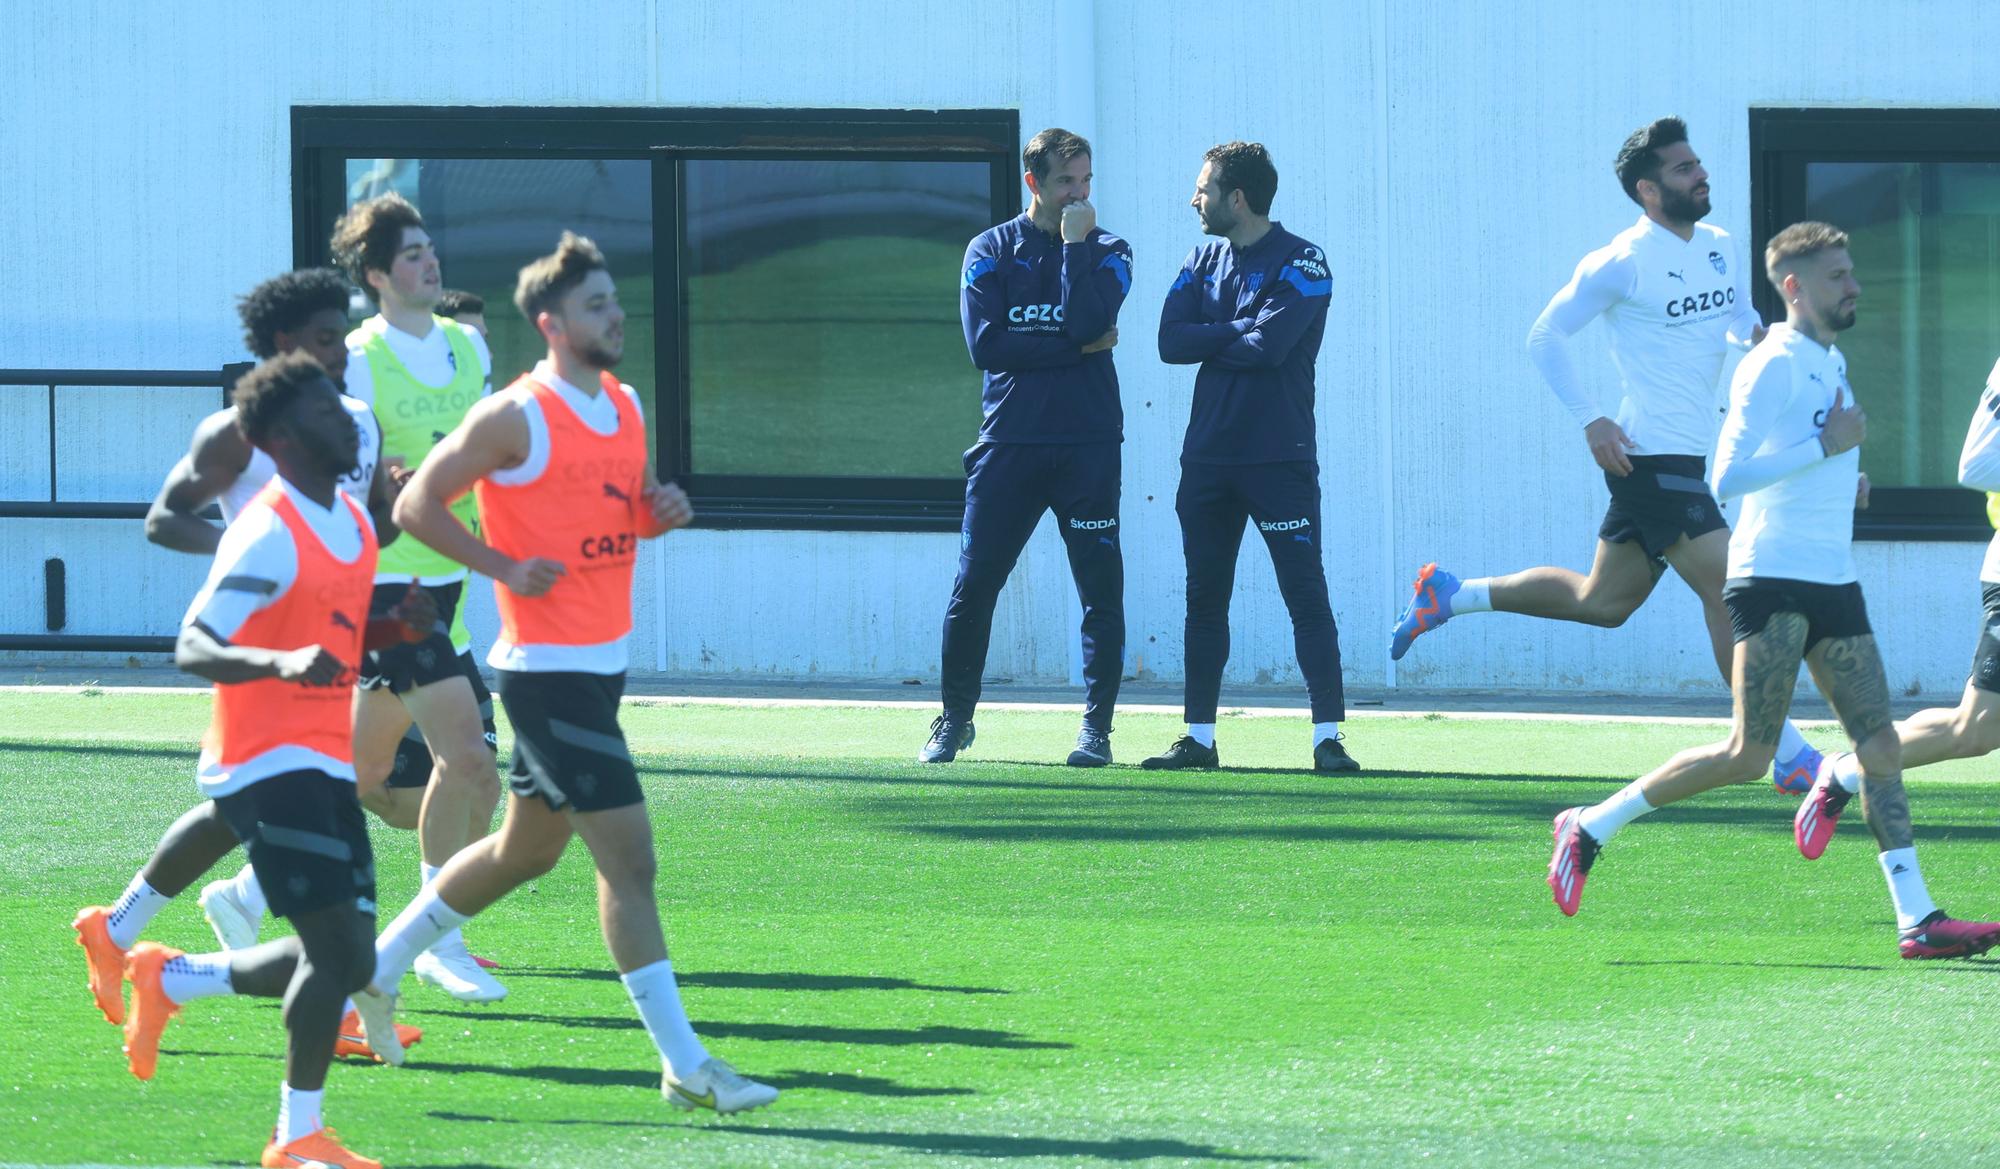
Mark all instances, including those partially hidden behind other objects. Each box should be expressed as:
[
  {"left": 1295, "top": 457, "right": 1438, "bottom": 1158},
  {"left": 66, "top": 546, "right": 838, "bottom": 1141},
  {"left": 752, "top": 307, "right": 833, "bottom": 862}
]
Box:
[
  {"left": 183, "top": 476, "right": 369, "bottom": 796},
  {"left": 216, "top": 397, "right": 381, "bottom": 524},
  {"left": 340, "top": 316, "right": 494, "bottom": 410},
  {"left": 485, "top": 360, "right": 646, "bottom": 677},
  {"left": 1711, "top": 323, "right": 1859, "bottom": 584},
  {"left": 1527, "top": 214, "right": 1762, "bottom": 456},
  {"left": 1955, "top": 358, "right": 2000, "bottom": 584}
]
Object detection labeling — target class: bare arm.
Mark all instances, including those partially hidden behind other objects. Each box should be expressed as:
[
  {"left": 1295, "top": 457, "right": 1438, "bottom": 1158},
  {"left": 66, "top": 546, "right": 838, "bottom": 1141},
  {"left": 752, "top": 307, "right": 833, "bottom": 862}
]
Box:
[
  {"left": 176, "top": 619, "right": 345, "bottom": 686},
  {"left": 366, "top": 447, "right": 402, "bottom": 547},
  {"left": 145, "top": 412, "right": 252, "bottom": 554},
  {"left": 393, "top": 394, "right": 564, "bottom": 596}
]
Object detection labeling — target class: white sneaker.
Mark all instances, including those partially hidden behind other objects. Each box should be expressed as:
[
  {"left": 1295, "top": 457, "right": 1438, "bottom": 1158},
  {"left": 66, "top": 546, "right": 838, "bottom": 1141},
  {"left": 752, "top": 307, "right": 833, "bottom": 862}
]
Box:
[
  {"left": 664, "top": 1056, "right": 779, "bottom": 1114},
  {"left": 351, "top": 985, "right": 406, "bottom": 1066},
  {"left": 414, "top": 940, "right": 508, "bottom": 1002},
  {"left": 197, "top": 878, "right": 259, "bottom": 951}
]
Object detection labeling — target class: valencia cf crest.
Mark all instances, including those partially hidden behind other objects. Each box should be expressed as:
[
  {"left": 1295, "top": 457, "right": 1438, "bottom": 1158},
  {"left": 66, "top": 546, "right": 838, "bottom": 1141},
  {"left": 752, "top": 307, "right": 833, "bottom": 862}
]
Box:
[{"left": 1709, "top": 251, "right": 1727, "bottom": 274}]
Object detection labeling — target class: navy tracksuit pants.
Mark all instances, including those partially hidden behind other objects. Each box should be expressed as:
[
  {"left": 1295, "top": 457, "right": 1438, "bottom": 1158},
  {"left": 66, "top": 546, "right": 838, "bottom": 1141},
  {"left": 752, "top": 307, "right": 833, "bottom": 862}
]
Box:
[
  {"left": 1176, "top": 458, "right": 1345, "bottom": 724},
  {"left": 941, "top": 442, "right": 1124, "bottom": 730}
]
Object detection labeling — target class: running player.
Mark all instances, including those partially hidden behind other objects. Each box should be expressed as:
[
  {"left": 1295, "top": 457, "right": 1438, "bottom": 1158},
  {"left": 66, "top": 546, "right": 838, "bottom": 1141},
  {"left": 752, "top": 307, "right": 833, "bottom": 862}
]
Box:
[
  {"left": 1546, "top": 222, "right": 2000, "bottom": 959},
  {"left": 1388, "top": 117, "right": 1825, "bottom": 793},
  {"left": 378, "top": 286, "right": 502, "bottom": 949},
  {"left": 1795, "top": 362, "right": 2000, "bottom": 848},
  {"left": 76, "top": 270, "right": 418, "bottom": 1061},
  {"left": 359, "top": 233, "right": 778, "bottom": 1113},
  {"left": 332, "top": 193, "right": 507, "bottom": 1002},
  {"left": 925, "top": 127, "right": 1130, "bottom": 766},
  {"left": 120, "top": 352, "right": 416, "bottom": 1169},
  {"left": 1142, "top": 141, "right": 1355, "bottom": 773}
]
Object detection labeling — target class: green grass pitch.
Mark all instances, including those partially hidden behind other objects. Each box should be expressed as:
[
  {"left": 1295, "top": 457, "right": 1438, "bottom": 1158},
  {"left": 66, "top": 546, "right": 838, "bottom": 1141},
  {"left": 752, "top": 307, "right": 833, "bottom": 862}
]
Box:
[{"left": 4, "top": 691, "right": 2000, "bottom": 1167}]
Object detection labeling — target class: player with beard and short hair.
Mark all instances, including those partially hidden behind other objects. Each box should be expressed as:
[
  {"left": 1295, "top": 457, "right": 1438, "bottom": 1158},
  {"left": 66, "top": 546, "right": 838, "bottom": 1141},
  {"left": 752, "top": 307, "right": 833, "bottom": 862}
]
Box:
[
  {"left": 119, "top": 352, "right": 430, "bottom": 1169},
  {"left": 1143, "top": 140, "right": 1354, "bottom": 774},
  {"left": 356, "top": 233, "right": 779, "bottom": 1113},
  {"left": 1388, "top": 116, "right": 1828, "bottom": 795},
  {"left": 1545, "top": 222, "right": 2000, "bottom": 960}
]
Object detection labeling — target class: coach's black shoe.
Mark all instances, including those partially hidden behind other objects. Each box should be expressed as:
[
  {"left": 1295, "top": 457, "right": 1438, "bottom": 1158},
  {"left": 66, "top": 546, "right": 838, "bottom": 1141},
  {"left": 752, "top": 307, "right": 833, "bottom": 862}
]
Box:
[
  {"left": 1139, "top": 735, "right": 1219, "bottom": 770},
  {"left": 919, "top": 714, "right": 975, "bottom": 763},
  {"left": 1313, "top": 734, "right": 1360, "bottom": 773},
  {"left": 1066, "top": 725, "right": 1112, "bottom": 768}
]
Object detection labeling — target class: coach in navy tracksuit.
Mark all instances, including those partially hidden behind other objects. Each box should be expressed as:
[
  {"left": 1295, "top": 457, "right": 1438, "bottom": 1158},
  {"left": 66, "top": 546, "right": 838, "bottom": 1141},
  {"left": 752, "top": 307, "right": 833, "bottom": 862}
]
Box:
[
  {"left": 1143, "top": 141, "right": 1358, "bottom": 774},
  {"left": 923, "top": 127, "right": 1132, "bottom": 767}
]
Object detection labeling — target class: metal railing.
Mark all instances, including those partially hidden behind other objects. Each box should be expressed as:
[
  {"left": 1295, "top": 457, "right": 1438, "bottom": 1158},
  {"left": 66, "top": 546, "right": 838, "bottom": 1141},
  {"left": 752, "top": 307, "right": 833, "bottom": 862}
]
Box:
[{"left": 2, "top": 366, "right": 245, "bottom": 652}]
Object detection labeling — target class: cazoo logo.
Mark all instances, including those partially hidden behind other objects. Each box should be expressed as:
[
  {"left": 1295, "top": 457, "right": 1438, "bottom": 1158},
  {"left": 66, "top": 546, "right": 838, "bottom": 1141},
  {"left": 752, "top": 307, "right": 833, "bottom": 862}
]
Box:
[
  {"left": 1666, "top": 287, "right": 1734, "bottom": 318},
  {"left": 1009, "top": 303, "right": 1064, "bottom": 323}
]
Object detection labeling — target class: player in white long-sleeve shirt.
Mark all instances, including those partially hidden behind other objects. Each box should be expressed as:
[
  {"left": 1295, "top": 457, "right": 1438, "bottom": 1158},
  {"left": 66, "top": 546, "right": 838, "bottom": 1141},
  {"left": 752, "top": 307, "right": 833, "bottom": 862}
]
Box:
[
  {"left": 1546, "top": 221, "right": 2000, "bottom": 959},
  {"left": 1388, "top": 117, "right": 1826, "bottom": 793},
  {"left": 1801, "top": 363, "right": 2000, "bottom": 811}
]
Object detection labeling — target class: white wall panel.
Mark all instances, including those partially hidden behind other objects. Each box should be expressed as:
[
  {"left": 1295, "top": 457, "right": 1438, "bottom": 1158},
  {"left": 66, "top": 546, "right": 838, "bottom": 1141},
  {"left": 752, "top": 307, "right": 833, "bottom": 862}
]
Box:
[{"left": 5, "top": 0, "right": 1999, "bottom": 696}]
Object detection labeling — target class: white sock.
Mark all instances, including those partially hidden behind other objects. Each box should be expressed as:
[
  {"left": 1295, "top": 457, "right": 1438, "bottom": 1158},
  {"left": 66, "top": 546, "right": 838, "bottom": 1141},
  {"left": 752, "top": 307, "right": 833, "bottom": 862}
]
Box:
[
  {"left": 1185, "top": 723, "right": 1215, "bottom": 748},
  {"left": 233, "top": 864, "right": 268, "bottom": 921},
  {"left": 277, "top": 1083, "right": 324, "bottom": 1145},
  {"left": 623, "top": 958, "right": 710, "bottom": 1077},
  {"left": 1832, "top": 753, "right": 1863, "bottom": 794},
  {"left": 159, "top": 951, "right": 234, "bottom": 1004},
  {"left": 1776, "top": 721, "right": 1811, "bottom": 764},
  {"left": 1577, "top": 780, "right": 1656, "bottom": 845},
  {"left": 420, "top": 862, "right": 466, "bottom": 954},
  {"left": 373, "top": 886, "right": 472, "bottom": 991},
  {"left": 1879, "top": 848, "right": 1939, "bottom": 931},
  {"left": 106, "top": 874, "right": 172, "bottom": 950},
  {"left": 1454, "top": 577, "right": 1494, "bottom": 614},
  {"left": 1313, "top": 721, "right": 1340, "bottom": 746}
]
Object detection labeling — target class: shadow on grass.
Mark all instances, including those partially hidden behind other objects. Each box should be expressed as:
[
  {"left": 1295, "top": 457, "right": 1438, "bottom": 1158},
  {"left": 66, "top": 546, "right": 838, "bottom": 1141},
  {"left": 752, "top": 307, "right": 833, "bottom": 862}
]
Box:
[
  {"left": 638, "top": 761, "right": 1641, "bottom": 802},
  {"left": 1607, "top": 958, "right": 1891, "bottom": 972},
  {"left": 500, "top": 966, "right": 1009, "bottom": 995},
  {"left": 695, "top": 1020, "right": 1071, "bottom": 1050},
  {"left": 412, "top": 1060, "right": 972, "bottom": 1097},
  {"left": 710, "top": 1124, "right": 1303, "bottom": 1163},
  {"left": 402, "top": 1011, "right": 1068, "bottom": 1051},
  {"left": 900, "top": 822, "right": 1482, "bottom": 844},
  {"left": 0, "top": 739, "right": 190, "bottom": 760},
  {"left": 428, "top": 1111, "right": 1296, "bottom": 1162}
]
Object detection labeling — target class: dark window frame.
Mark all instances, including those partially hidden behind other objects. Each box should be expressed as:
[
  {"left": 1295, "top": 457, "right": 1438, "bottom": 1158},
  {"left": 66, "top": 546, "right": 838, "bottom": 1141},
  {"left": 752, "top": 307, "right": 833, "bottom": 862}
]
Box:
[
  {"left": 1750, "top": 106, "right": 2000, "bottom": 542},
  {"left": 292, "top": 105, "right": 1020, "bottom": 531}
]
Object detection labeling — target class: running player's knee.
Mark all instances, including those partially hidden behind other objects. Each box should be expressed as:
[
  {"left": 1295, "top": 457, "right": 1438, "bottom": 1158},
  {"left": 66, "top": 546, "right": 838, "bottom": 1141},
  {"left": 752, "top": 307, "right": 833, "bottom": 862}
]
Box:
[
  {"left": 1723, "top": 739, "right": 1776, "bottom": 782},
  {"left": 1853, "top": 727, "right": 1902, "bottom": 778},
  {"left": 432, "top": 741, "right": 498, "bottom": 789},
  {"left": 498, "top": 833, "right": 565, "bottom": 880},
  {"left": 1577, "top": 594, "right": 1641, "bottom": 628},
  {"left": 1957, "top": 697, "right": 2000, "bottom": 754}
]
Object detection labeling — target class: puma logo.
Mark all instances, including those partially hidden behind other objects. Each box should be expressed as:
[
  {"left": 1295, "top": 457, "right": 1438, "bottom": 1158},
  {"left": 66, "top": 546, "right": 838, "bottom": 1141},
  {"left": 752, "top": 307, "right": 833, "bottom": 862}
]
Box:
[
  {"left": 603, "top": 483, "right": 631, "bottom": 503},
  {"left": 330, "top": 611, "right": 358, "bottom": 632},
  {"left": 1667, "top": 270, "right": 1685, "bottom": 283}
]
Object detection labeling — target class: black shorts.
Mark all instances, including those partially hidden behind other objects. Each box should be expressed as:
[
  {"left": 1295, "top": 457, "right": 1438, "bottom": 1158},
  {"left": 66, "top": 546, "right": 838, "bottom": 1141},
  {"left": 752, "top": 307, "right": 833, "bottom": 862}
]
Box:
[
  {"left": 1600, "top": 454, "right": 1728, "bottom": 565},
  {"left": 214, "top": 770, "right": 376, "bottom": 919},
  {"left": 358, "top": 580, "right": 463, "bottom": 694},
  {"left": 1970, "top": 583, "right": 2000, "bottom": 694},
  {"left": 385, "top": 651, "right": 498, "bottom": 788},
  {"left": 1723, "top": 577, "right": 1872, "bottom": 652},
  {"left": 497, "top": 669, "right": 642, "bottom": 813}
]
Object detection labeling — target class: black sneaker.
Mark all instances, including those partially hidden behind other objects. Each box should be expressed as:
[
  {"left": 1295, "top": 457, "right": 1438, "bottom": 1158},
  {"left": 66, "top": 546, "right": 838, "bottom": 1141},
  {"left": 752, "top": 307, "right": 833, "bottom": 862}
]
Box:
[
  {"left": 1139, "top": 735, "right": 1219, "bottom": 770},
  {"left": 1066, "top": 725, "right": 1112, "bottom": 768},
  {"left": 1313, "top": 734, "right": 1360, "bottom": 773},
  {"left": 918, "top": 714, "right": 975, "bottom": 763}
]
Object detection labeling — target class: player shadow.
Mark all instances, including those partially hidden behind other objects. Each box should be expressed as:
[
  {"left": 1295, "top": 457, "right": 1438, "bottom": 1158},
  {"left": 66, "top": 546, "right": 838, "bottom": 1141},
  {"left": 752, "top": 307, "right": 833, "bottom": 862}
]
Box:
[
  {"left": 693, "top": 1020, "right": 1072, "bottom": 1050},
  {"left": 1606, "top": 958, "right": 1891, "bottom": 972},
  {"left": 498, "top": 966, "right": 1009, "bottom": 995},
  {"left": 0, "top": 739, "right": 190, "bottom": 761},
  {"left": 707, "top": 1124, "right": 1306, "bottom": 1163},
  {"left": 898, "top": 822, "right": 1483, "bottom": 845},
  {"left": 402, "top": 1011, "right": 1068, "bottom": 1050},
  {"left": 425, "top": 1111, "right": 1295, "bottom": 1163}
]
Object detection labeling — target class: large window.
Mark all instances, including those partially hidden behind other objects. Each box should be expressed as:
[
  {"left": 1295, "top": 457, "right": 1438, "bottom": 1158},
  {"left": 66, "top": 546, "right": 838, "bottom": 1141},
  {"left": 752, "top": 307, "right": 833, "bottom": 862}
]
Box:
[
  {"left": 294, "top": 108, "right": 1018, "bottom": 529},
  {"left": 1753, "top": 108, "right": 2000, "bottom": 540}
]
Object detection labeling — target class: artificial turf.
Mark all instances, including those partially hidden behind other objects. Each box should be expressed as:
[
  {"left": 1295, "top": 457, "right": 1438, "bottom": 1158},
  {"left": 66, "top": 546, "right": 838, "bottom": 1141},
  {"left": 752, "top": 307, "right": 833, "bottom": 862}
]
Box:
[{"left": 3, "top": 691, "right": 2000, "bottom": 1167}]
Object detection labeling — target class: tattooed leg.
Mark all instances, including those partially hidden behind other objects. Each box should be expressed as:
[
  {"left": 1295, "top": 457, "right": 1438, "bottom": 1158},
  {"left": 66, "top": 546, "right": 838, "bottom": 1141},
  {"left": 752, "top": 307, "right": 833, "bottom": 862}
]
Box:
[
  {"left": 1639, "top": 612, "right": 1809, "bottom": 807},
  {"left": 1806, "top": 633, "right": 1909, "bottom": 851}
]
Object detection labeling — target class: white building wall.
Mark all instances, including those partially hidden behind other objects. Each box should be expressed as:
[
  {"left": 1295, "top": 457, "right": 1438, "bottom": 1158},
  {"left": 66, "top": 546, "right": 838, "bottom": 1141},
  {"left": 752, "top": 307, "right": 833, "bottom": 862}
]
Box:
[{"left": 3, "top": 0, "right": 1994, "bottom": 696}]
